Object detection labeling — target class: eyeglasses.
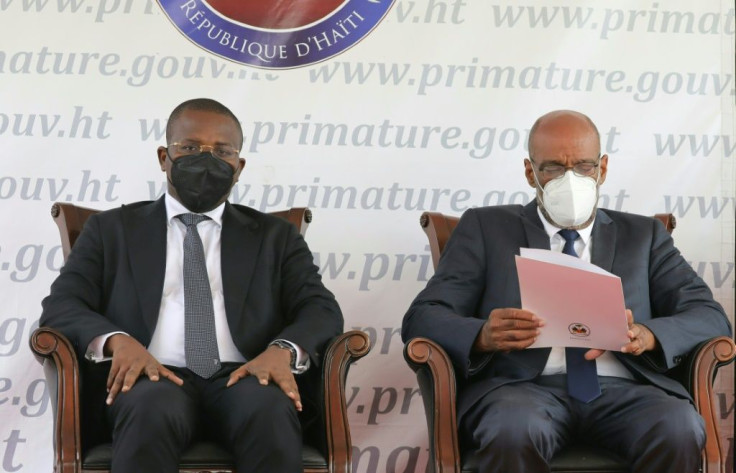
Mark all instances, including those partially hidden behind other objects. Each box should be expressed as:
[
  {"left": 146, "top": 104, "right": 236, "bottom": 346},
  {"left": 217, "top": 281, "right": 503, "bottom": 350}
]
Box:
[
  {"left": 531, "top": 158, "right": 600, "bottom": 180},
  {"left": 168, "top": 142, "right": 240, "bottom": 161}
]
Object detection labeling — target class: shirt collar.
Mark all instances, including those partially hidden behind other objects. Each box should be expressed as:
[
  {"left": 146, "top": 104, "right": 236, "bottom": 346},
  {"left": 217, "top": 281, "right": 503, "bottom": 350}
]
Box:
[
  {"left": 536, "top": 206, "right": 594, "bottom": 245},
  {"left": 165, "top": 192, "right": 225, "bottom": 227}
]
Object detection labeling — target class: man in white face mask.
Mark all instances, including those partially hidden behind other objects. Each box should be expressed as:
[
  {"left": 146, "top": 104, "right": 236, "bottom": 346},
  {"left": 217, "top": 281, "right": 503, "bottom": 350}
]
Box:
[
  {"left": 525, "top": 110, "right": 606, "bottom": 230},
  {"left": 402, "top": 110, "right": 731, "bottom": 473}
]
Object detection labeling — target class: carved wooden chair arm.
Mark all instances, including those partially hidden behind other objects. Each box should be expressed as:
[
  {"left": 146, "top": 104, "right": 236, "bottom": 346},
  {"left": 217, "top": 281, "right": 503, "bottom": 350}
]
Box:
[
  {"left": 684, "top": 336, "right": 736, "bottom": 473},
  {"left": 404, "top": 337, "right": 461, "bottom": 473},
  {"left": 29, "top": 327, "right": 82, "bottom": 473},
  {"left": 321, "top": 330, "right": 372, "bottom": 473}
]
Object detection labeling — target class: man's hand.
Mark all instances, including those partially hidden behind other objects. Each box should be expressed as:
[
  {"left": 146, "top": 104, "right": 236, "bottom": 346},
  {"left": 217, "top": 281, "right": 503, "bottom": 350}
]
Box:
[
  {"left": 584, "top": 309, "right": 657, "bottom": 360},
  {"left": 226, "top": 345, "right": 302, "bottom": 411},
  {"left": 104, "top": 334, "right": 183, "bottom": 405},
  {"left": 473, "top": 308, "right": 544, "bottom": 352},
  {"left": 621, "top": 309, "right": 657, "bottom": 355}
]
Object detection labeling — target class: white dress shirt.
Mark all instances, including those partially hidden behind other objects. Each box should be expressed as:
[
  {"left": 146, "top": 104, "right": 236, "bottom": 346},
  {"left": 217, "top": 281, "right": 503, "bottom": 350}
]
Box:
[
  {"left": 86, "top": 193, "right": 309, "bottom": 373},
  {"left": 537, "top": 208, "right": 633, "bottom": 379}
]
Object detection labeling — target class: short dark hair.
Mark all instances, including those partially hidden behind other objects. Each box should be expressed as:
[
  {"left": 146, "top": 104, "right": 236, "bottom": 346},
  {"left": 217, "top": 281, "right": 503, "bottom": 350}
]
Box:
[{"left": 166, "top": 98, "right": 244, "bottom": 148}]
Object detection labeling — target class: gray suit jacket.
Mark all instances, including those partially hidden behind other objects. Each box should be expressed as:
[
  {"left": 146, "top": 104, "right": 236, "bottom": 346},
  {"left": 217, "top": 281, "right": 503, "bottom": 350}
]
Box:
[{"left": 402, "top": 202, "right": 731, "bottom": 422}]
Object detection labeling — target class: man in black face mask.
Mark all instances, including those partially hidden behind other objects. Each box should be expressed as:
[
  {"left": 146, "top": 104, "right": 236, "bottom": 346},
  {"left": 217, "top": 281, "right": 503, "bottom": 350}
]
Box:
[{"left": 41, "top": 98, "right": 344, "bottom": 473}]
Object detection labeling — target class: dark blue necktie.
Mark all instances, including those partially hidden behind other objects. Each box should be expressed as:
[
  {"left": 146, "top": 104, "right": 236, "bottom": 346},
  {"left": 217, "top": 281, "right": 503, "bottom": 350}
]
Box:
[{"left": 558, "top": 229, "right": 601, "bottom": 403}]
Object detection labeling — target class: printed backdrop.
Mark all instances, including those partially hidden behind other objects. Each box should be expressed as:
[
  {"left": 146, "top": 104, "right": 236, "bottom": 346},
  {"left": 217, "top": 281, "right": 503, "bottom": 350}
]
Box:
[{"left": 1, "top": 1, "right": 734, "bottom": 472}]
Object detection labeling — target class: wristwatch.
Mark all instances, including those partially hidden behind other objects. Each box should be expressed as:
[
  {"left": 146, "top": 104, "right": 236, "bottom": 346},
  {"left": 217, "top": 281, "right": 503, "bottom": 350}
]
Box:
[{"left": 269, "top": 340, "right": 297, "bottom": 369}]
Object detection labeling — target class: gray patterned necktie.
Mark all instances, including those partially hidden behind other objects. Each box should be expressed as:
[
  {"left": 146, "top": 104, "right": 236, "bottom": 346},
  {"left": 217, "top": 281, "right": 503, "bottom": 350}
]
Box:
[{"left": 177, "top": 213, "right": 220, "bottom": 378}]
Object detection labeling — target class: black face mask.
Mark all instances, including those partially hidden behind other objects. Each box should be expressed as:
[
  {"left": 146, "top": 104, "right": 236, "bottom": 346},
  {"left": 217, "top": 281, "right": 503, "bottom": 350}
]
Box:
[{"left": 167, "top": 151, "right": 235, "bottom": 213}]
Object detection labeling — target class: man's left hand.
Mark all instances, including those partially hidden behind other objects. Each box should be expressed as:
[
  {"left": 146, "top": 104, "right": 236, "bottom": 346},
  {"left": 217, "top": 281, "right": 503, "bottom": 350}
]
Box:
[
  {"left": 585, "top": 309, "right": 656, "bottom": 360},
  {"left": 226, "top": 345, "right": 302, "bottom": 411}
]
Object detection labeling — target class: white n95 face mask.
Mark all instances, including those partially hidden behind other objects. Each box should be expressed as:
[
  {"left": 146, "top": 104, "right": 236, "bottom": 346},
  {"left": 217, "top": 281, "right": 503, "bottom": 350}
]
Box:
[{"left": 538, "top": 170, "right": 599, "bottom": 228}]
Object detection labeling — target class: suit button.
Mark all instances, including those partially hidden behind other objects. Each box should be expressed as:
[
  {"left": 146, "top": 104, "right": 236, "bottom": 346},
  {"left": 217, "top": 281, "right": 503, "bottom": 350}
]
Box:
[{"left": 673, "top": 355, "right": 683, "bottom": 364}]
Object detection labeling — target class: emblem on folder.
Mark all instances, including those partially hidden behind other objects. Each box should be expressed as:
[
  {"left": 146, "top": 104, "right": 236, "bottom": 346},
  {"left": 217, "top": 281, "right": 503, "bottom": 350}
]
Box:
[{"left": 568, "top": 323, "right": 591, "bottom": 337}]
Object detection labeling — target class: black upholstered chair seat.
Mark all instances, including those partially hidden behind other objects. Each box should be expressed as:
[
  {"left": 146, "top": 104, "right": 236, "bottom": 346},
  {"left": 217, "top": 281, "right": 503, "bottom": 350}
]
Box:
[
  {"left": 460, "top": 444, "right": 627, "bottom": 473},
  {"left": 82, "top": 441, "right": 328, "bottom": 470}
]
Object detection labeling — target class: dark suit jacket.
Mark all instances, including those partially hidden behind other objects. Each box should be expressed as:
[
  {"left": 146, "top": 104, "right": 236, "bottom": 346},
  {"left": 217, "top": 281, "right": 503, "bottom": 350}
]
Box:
[
  {"left": 40, "top": 197, "right": 343, "bottom": 406},
  {"left": 402, "top": 202, "right": 731, "bottom": 422}
]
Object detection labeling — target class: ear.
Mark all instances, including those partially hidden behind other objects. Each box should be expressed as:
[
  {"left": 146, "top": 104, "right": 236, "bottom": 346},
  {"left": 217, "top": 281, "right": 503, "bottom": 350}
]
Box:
[
  {"left": 598, "top": 154, "right": 608, "bottom": 185},
  {"left": 157, "top": 146, "right": 168, "bottom": 172},
  {"left": 524, "top": 159, "right": 537, "bottom": 188},
  {"left": 233, "top": 158, "right": 246, "bottom": 182}
]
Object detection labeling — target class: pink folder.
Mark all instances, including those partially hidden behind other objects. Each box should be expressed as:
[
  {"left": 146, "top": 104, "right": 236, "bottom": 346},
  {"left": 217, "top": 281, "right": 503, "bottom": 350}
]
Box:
[{"left": 515, "top": 248, "right": 629, "bottom": 350}]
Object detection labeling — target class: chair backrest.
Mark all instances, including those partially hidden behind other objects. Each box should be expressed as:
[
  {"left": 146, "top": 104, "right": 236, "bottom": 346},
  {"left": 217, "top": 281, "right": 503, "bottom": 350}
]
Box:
[
  {"left": 420, "top": 210, "right": 676, "bottom": 269},
  {"left": 51, "top": 202, "right": 312, "bottom": 261}
]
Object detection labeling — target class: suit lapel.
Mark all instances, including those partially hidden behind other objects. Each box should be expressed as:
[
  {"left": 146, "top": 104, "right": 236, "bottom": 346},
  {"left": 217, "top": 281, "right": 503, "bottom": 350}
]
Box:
[
  {"left": 221, "top": 203, "right": 261, "bottom": 333},
  {"left": 122, "top": 198, "right": 167, "bottom": 337},
  {"left": 590, "top": 209, "right": 615, "bottom": 271},
  {"left": 521, "top": 202, "right": 551, "bottom": 250}
]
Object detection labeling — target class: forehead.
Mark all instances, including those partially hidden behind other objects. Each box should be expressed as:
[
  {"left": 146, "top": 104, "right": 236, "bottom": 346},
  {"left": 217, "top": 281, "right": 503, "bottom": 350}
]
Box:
[
  {"left": 530, "top": 116, "right": 599, "bottom": 161},
  {"left": 169, "top": 109, "right": 240, "bottom": 144}
]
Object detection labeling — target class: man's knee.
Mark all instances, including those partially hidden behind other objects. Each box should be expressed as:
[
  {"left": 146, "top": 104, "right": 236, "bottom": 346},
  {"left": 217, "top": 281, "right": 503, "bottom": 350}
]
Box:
[
  {"left": 245, "top": 384, "right": 300, "bottom": 430},
  {"left": 469, "top": 399, "right": 561, "bottom": 456},
  {"left": 108, "top": 379, "right": 195, "bottom": 434},
  {"left": 646, "top": 404, "right": 705, "bottom": 452},
  {"left": 218, "top": 381, "right": 300, "bottom": 438}
]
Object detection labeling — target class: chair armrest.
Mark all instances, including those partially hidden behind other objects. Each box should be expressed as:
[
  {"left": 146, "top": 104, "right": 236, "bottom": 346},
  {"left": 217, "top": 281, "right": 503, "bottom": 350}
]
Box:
[
  {"left": 322, "top": 330, "right": 371, "bottom": 473},
  {"left": 685, "top": 336, "right": 736, "bottom": 473},
  {"left": 29, "top": 327, "right": 82, "bottom": 473},
  {"left": 404, "top": 337, "right": 461, "bottom": 473}
]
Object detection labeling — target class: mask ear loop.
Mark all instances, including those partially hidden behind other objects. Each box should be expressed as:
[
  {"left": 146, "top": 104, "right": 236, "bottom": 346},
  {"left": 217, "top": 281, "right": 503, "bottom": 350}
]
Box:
[
  {"left": 528, "top": 161, "right": 548, "bottom": 220},
  {"left": 165, "top": 149, "right": 178, "bottom": 188},
  {"left": 593, "top": 162, "right": 602, "bottom": 186},
  {"left": 529, "top": 160, "right": 550, "bottom": 202},
  {"left": 530, "top": 163, "right": 542, "bottom": 187}
]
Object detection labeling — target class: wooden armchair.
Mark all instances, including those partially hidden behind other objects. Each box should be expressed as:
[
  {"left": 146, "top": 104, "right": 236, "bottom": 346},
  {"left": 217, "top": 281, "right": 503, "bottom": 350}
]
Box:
[
  {"left": 30, "top": 202, "right": 371, "bottom": 473},
  {"left": 404, "top": 211, "right": 736, "bottom": 473}
]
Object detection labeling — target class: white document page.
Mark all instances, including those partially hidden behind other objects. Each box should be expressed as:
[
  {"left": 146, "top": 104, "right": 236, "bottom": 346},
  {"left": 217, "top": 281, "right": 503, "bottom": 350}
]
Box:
[{"left": 516, "top": 248, "right": 629, "bottom": 350}]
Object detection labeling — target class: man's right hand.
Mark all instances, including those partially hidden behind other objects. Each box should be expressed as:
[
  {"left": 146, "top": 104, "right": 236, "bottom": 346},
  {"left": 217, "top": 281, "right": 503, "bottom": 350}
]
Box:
[
  {"left": 473, "top": 308, "right": 544, "bottom": 352},
  {"left": 104, "top": 334, "right": 183, "bottom": 405}
]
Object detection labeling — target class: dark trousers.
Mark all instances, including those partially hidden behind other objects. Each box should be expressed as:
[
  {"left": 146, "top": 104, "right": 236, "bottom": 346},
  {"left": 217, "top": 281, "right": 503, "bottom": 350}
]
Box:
[
  {"left": 104, "top": 363, "right": 302, "bottom": 473},
  {"left": 460, "top": 375, "right": 705, "bottom": 473}
]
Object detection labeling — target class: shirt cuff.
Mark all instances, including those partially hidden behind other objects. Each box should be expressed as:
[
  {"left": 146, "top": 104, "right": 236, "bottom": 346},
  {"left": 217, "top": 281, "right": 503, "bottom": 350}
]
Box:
[
  {"left": 85, "top": 332, "right": 127, "bottom": 362},
  {"left": 272, "top": 339, "right": 311, "bottom": 374}
]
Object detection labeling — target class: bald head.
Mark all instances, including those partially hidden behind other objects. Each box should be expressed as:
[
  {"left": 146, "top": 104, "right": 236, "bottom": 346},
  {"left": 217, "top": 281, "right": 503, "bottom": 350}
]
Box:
[
  {"left": 523, "top": 109, "right": 608, "bottom": 197},
  {"left": 528, "top": 110, "right": 600, "bottom": 160},
  {"left": 523, "top": 110, "right": 608, "bottom": 229}
]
